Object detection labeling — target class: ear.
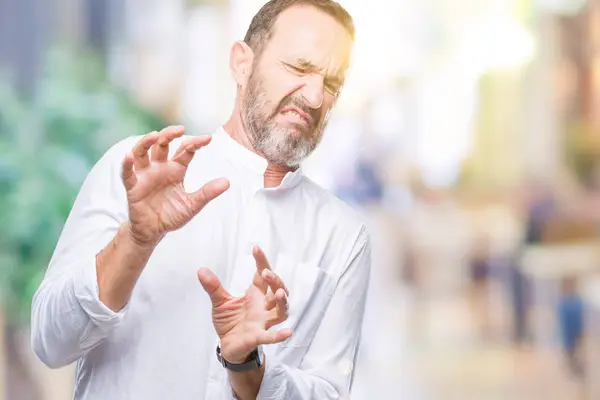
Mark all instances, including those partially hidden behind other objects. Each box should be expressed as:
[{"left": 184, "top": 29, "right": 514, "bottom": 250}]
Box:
[{"left": 230, "top": 41, "right": 255, "bottom": 87}]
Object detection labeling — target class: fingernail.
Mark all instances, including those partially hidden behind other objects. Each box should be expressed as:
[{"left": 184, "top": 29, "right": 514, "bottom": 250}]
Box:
[
  {"left": 216, "top": 178, "right": 229, "bottom": 186},
  {"left": 263, "top": 270, "right": 273, "bottom": 279}
]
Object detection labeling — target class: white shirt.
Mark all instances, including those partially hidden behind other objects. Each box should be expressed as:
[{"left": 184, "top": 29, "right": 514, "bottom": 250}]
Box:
[{"left": 31, "top": 127, "right": 372, "bottom": 400}]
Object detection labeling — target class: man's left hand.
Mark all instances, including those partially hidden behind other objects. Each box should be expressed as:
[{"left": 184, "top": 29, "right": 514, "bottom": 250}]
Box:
[{"left": 198, "top": 245, "right": 292, "bottom": 364}]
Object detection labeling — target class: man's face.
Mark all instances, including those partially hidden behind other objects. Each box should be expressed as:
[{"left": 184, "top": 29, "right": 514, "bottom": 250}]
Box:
[{"left": 242, "top": 5, "right": 352, "bottom": 167}]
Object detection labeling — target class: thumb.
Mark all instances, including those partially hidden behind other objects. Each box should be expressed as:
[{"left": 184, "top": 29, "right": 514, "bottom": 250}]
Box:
[
  {"left": 197, "top": 268, "right": 231, "bottom": 307},
  {"left": 190, "top": 178, "right": 230, "bottom": 215}
]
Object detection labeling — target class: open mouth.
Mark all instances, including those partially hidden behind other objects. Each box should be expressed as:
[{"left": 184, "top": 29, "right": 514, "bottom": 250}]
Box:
[{"left": 279, "top": 107, "right": 311, "bottom": 126}]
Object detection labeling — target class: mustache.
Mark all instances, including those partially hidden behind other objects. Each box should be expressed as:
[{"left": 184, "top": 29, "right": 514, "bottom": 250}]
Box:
[{"left": 271, "top": 95, "right": 321, "bottom": 126}]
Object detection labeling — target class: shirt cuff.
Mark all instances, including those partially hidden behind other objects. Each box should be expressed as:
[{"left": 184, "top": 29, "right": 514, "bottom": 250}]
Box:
[
  {"left": 72, "top": 253, "right": 128, "bottom": 345},
  {"left": 257, "top": 357, "right": 287, "bottom": 400}
]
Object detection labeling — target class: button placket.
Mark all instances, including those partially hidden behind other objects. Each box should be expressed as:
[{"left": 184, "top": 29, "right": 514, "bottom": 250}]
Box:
[{"left": 227, "top": 189, "right": 267, "bottom": 297}]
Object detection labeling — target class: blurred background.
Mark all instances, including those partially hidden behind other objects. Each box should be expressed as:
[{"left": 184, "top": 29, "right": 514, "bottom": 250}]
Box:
[{"left": 4, "top": 0, "right": 600, "bottom": 399}]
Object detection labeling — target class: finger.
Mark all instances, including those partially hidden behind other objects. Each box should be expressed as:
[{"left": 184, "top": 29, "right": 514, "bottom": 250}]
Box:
[
  {"left": 252, "top": 245, "right": 271, "bottom": 295},
  {"left": 256, "top": 328, "right": 293, "bottom": 345},
  {"left": 133, "top": 131, "right": 159, "bottom": 170},
  {"left": 265, "top": 289, "right": 289, "bottom": 330},
  {"left": 265, "top": 292, "right": 276, "bottom": 311},
  {"left": 151, "top": 125, "right": 185, "bottom": 162},
  {"left": 262, "top": 269, "right": 289, "bottom": 297},
  {"left": 189, "top": 178, "right": 230, "bottom": 215},
  {"left": 121, "top": 151, "right": 137, "bottom": 191},
  {"left": 253, "top": 267, "right": 269, "bottom": 295},
  {"left": 172, "top": 135, "right": 212, "bottom": 168},
  {"left": 197, "top": 268, "right": 232, "bottom": 308},
  {"left": 275, "top": 288, "right": 289, "bottom": 315}
]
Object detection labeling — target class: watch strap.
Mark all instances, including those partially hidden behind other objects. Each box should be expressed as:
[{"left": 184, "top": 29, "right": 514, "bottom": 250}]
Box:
[{"left": 216, "top": 344, "right": 263, "bottom": 372}]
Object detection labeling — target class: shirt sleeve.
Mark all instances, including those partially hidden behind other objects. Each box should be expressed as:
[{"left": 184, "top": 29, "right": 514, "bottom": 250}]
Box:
[
  {"left": 30, "top": 136, "right": 138, "bottom": 368},
  {"left": 256, "top": 226, "right": 372, "bottom": 400}
]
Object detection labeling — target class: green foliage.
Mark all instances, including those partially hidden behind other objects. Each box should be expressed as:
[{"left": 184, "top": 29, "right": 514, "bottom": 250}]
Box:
[{"left": 0, "top": 47, "right": 165, "bottom": 325}]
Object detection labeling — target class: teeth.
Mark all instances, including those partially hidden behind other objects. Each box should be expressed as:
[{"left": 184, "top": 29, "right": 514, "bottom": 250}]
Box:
[{"left": 283, "top": 110, "right": 302, "bottom": 118}]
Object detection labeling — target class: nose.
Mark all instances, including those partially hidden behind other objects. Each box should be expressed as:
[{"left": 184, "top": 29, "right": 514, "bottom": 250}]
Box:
[{"left": 300, "top": 74, "right": 324, "bottom": 109}]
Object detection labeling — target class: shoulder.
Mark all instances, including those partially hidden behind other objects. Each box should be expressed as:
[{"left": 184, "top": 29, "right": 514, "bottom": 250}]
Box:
[
  {"left": 299, "top": 176, "right": 372, "bottom": 257},
  {"left": 301, "top": 176, "right": 369, "bottom": 228}
]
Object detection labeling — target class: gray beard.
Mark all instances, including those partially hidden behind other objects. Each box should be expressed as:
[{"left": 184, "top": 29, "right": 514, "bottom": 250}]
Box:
[{"left": 242, "top": 75, "right": 329, "bottom": 167}]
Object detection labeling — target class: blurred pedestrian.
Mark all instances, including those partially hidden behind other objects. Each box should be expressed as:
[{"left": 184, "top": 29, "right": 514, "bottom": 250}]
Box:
[{"left": 557, "top": 276, "right": 585, "bottom": 377}]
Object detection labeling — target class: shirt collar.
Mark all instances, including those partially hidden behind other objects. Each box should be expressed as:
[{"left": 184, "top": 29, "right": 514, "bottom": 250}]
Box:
[{"left": 211, "top": 126, "right": 304, "bottom": 190}]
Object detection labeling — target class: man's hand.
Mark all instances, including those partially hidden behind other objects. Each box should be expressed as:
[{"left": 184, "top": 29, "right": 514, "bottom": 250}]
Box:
[
  {"left": 97, "top": 126, "right": 230, "bottom": 312},
  {"left": 123, "top": 125, "right": 230, "bottom": 247},
  {"left": 198, "top": 245, "right": 292, "bottom": 363}
]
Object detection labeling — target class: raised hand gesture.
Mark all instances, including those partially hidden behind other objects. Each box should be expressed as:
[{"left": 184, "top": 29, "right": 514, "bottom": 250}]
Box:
[
  {"left": 121, "top": 126, "right": 230, "bottom": 247},
  {"left": 197, "top": 246, "right": 292, "bottom": 364}
]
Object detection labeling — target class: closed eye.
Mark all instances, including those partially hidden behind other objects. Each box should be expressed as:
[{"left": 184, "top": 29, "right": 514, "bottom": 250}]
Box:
[
  {"left": 284, "top": 62, "right": 344, "bottom": 96},
  {"left": 284, "top": 63, "right": 308, "bottom": 75},
  {"left": 324, "top": 80, "right": 342, "bottom": 96}
]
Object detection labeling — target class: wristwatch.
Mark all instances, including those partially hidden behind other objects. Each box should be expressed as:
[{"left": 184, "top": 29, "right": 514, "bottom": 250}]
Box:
[{"left": 216, "top": 343, "right": 264, "bottom": 372}]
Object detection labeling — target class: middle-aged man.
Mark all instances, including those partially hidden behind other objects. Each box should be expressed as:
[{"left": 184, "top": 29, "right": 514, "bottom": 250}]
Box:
[{"left": 31, "top": 1, "right": 372, "bottom": 399}]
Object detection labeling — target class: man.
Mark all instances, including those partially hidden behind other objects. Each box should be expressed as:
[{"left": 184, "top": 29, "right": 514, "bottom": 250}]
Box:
[{"left": 31, "top": 1, "right": 371, "bottom": 399}]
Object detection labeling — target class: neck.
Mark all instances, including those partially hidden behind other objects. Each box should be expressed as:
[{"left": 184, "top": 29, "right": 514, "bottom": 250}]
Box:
[{"left": 223, "top": 106, "right": 296, "bottom": 189}]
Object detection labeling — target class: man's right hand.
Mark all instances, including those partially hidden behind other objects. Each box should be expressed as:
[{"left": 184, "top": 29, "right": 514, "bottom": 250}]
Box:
[
  {"left": 122, "top": 125, "right": 230, "bottom": 247},
  {"left": 96, "top": 126, "right": 229, "bottom": 312}
]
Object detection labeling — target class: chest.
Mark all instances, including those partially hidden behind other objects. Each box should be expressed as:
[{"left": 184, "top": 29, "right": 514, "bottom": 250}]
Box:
[{"left": 132, "top": 190, "right": 339, "bottom": 347}]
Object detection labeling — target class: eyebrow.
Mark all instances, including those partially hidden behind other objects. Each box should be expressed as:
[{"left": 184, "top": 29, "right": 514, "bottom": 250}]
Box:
[{"left": 294, "top": 58, "right": 320, "bottom": 71}]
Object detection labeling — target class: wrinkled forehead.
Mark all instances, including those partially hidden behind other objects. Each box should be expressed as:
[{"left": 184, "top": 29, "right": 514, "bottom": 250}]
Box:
[{"left": 263, "top": 5, "right": 353, "bottom": 74}]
